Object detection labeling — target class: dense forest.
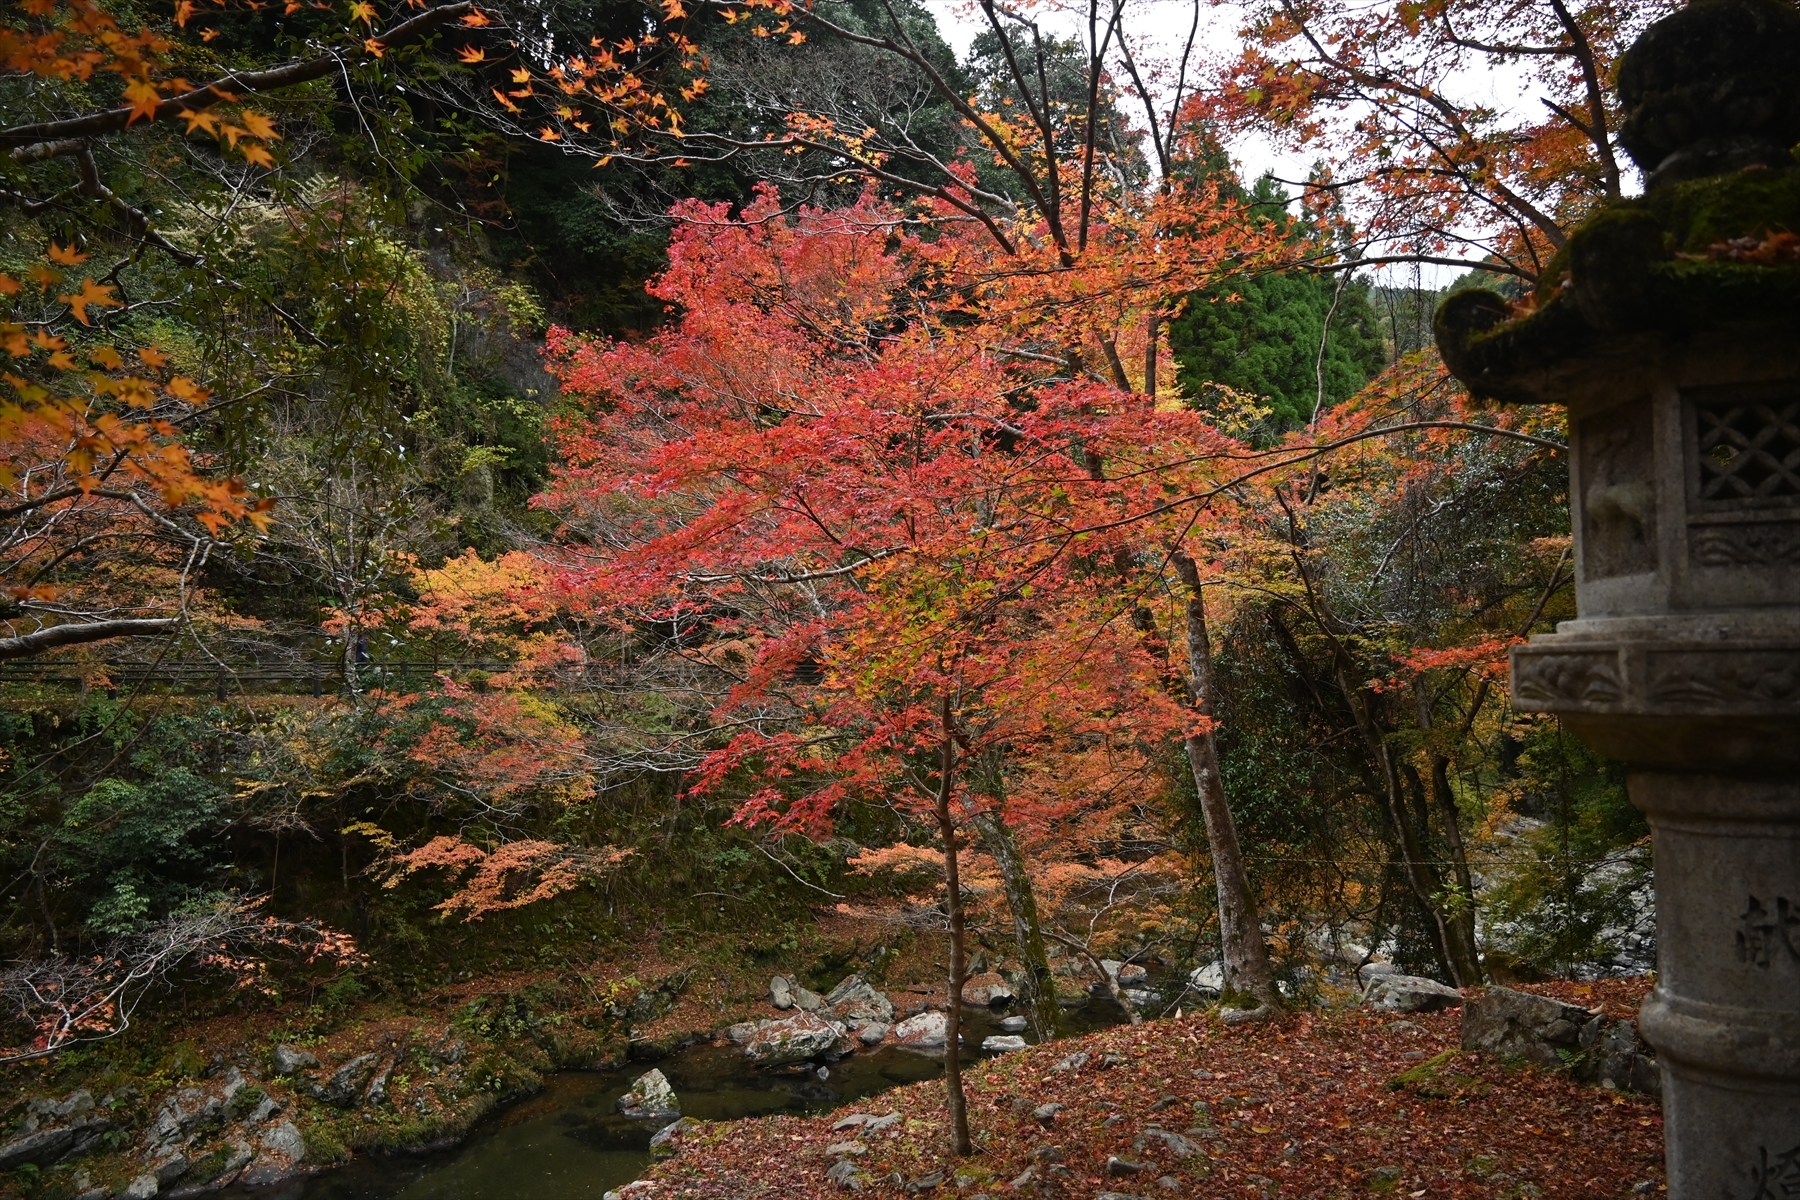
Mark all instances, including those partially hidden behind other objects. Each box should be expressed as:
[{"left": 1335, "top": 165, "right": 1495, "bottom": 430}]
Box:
[{"left": 0, "top": 0, "right": 1688, "bottom": 1194}]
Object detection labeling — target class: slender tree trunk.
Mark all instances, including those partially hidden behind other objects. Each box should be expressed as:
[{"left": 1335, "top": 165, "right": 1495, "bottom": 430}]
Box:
[
  {"left": 1427, "top": 753, "right": 1482, "bottom": 983},
  {"left": 35, "top": 872, "right": 58, "bottom": 954},
  {"left": 971, "top": 809, "right": 1062, "bottom": 1042},
  {"left": 1143, "top": 315, "right": 1158, "bottom": 399},
  {"left": 932, "top": 698, "right": 972, "bottom": 1156},
  {"left": 1100, "top": 337, "right": 1132, "bottom": 392},
  {"left": 1415, "top": 691, "right": 1483, "bottom": 983},
  {"left": 1384, "top": 751, "right": 1469, "bottom": 986},
  {"left": 1045, "top": 929, "right": 1142, "bottom": 1025},
  {"left": 1171, "top": 551, "right": 1279, "bottom": 1014}
]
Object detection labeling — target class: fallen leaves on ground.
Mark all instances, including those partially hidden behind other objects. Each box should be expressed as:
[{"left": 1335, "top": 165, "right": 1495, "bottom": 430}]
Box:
[{"left": 647, "top": 988, "right": 1663, "bottom": 1199}]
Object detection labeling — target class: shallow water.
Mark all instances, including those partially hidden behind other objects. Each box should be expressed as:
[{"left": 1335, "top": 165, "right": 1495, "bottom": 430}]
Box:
[{"left": 251, "top": 1000, "right": 1125, "bottom": 1200}]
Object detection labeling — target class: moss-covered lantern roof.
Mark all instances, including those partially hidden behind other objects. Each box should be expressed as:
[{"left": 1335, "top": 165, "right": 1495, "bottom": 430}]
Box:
[{"left": 1434, "top": 0, "right": 1800, "bottom": 406}]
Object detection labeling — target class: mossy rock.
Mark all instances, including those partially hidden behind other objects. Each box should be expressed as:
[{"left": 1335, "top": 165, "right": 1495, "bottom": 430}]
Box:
[
  {"left": 1386, "top": 1049, "right": 1489, "bottom": 1100},
  {"left": 226, "top": 1086, "right": 266, "bottom": 1119}
]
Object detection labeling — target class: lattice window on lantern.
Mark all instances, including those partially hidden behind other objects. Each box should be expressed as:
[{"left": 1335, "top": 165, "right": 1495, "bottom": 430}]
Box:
[{"left": 1690, "top": 386, "right": 1800, "bottom": 505}]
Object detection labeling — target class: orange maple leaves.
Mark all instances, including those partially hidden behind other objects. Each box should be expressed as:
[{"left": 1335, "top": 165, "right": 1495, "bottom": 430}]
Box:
[
  {"left": 377, "top": 835, "right": 632, "bottom": 919},
  {"left": 6, "top": 0, "right": 281, "bottom": 167},
  {"left": 1, "top": 246, "right": 275, "bottom": 539}
]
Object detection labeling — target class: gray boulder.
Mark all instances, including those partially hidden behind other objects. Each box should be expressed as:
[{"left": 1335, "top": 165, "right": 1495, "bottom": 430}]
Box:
[
  {"left": 1588, "top": 1019, "right": 1661, "bottom": 1096},
  {"left": 240, "top": 1121, "right": 309, "bottom": 1185},
  {"left": 616, "top": 1068, "right": 680, "bottom": 1119},
  {"left": 270, "top": 1045, "right": 318, "bottom": 1076},
  {"left": 268, "top": 1043, "right": 318, "bottom": 1079},
  {"left": 35, "top": 1090, "right": 95, "bottom": 1120},
  {"left": 960, "top": 973, "right": 1015, "bottom": 1006},
  {"left": 1461, "top": 988, "right": 1659, "bottom": 1093},
  {"left": 856, "top": 1022, "right": 890, "bottom": 1045},
  {"left": 237, "top": 1157, "right": 299, "bottom": 1189},
  {"left": 826, "top": 1158, "right": 864, "bottom": 1189},
  {"left": 891, "top": 1011, "right": 949, "bottom": 1049},
  {"left": 824, "top": 974, "right": 879, "bottom": 1007},
  {"left": 0, "top": 1127, "right": 76, "bottom": 1171},
  {"left": 981, "top": 1035, "right": 1027, "bottom": 1053},
  {"left": 1138, "top": 1129, "right": 1200, "bottom": 1159},
  {"left": 1187, "top": 962, "right": 1224, "bottom": 995},
  {"left": 648, "top": 1116, "right": 699, "bottom": 1157},
  {"left": 150, "top": 1153, "right": 190, "bottom": 1186},
  {"left": 827, "top": 975, "right": 897, "bottom": 1026},
  {"left": 1364, "top": 974, "right": 1463, "bottom": 1013},
  {"left": 259, "top": 1121, "right": 305, "bottom": 1160},
  {"left": 741, "top": 1012, "right": 845, "bottom": 1065},
  {"left": 770, "top": 976, "right": 796, "bottom": 1010},
  {"left": 1460, "top": 986, "right": 1596, "bottom": 1067}
]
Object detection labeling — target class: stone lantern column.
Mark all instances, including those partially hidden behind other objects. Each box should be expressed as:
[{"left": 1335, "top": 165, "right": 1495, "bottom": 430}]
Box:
[{"left": 1434, "top": 2, "right": 1800, "bottom": 1195}]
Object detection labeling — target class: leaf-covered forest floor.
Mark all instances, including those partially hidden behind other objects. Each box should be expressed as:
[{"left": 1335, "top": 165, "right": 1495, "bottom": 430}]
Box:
[
  {"left": 0, "top": 892, "right": 1662, "bottom": 1200},
  {"left": 645, "top": 978, "right": 1663, "bottom": 1199}
]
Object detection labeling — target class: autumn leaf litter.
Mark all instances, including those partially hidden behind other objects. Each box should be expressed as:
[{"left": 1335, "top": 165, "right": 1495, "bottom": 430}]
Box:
[{"left": 642, "top": 983, "right": 1662, "bottom": 1199}]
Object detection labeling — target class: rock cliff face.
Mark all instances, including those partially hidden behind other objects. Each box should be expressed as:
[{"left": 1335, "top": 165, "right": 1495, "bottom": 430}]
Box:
[{"left": 0, "top": 1065, "right": 319, "bottom": 1199}]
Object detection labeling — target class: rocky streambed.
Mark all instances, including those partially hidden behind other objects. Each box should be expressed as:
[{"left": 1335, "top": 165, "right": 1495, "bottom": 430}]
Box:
[{"left": 1, "top": 971, "right": 1135, "bottom": 1200}]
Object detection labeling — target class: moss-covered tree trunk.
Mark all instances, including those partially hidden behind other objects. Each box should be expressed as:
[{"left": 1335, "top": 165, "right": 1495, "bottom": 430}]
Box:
[
  {"left": 971, "top": 808, "right": 1062, "bottom": 1042},
  {"left": 1172, "top": 551, "right": 1280, "bottom": 1015}
]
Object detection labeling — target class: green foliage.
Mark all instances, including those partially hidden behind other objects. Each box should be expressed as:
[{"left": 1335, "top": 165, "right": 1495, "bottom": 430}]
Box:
[
  {"left": 1481, "top": 729, "right": 1650, "bottom": 978},
  {"left": 1168, "top": 178, "right": 1386, "bottom": 430}
]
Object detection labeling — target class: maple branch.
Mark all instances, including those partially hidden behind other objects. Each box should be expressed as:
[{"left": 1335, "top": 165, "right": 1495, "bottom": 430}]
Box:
[
  {"left": 1076, "top": 0, "right": 1125, "bottom": 252},
  {"left": 1047, "top": 420, "right": 1567, "bottom": 541},
  {"left": 0, "top": 2, "right": 474, "bottom": 151},
  {"left": 790, "top": 0, "right": 1051, "bottom": 257},
  {"left": 1274, "top": 0, "right": 1570, "bottom": 253},
  {"left": 70, "top": 141, "right": 200, "bottom": 266},
  {"left": 1307, "top": 253, "right": 1534, "bottom": 281},
  {"left": 1437, "top": 14, "right": 1565, "bottom": 57},
  {"left": 0, "top": 618, "right": 179, "bottom": 660},
  {"left": 970, "top": 0, "right": 1071, "bottom": 259},
  {"left": 681, "top": 546, "right": 905, "bottom": 585},
  {"left": 1548, "top": 0, "right": 1622, "bottom": 197}
]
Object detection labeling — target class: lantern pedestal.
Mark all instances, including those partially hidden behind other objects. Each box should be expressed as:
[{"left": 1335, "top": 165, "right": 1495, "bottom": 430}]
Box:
[{"left": 1434, "top": 3, "right": 1800, "bottom": 1191}]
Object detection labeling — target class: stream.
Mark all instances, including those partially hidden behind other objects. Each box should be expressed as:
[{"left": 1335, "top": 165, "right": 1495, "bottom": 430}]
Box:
[{"left": 246, "top": 1001, "right": 1127, "bottom": 1200}]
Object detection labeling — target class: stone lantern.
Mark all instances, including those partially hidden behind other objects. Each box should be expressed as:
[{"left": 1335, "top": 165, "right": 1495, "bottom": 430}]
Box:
[{"left": 1434, "top": 1, "right": 1800, "bottom": 1194}]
